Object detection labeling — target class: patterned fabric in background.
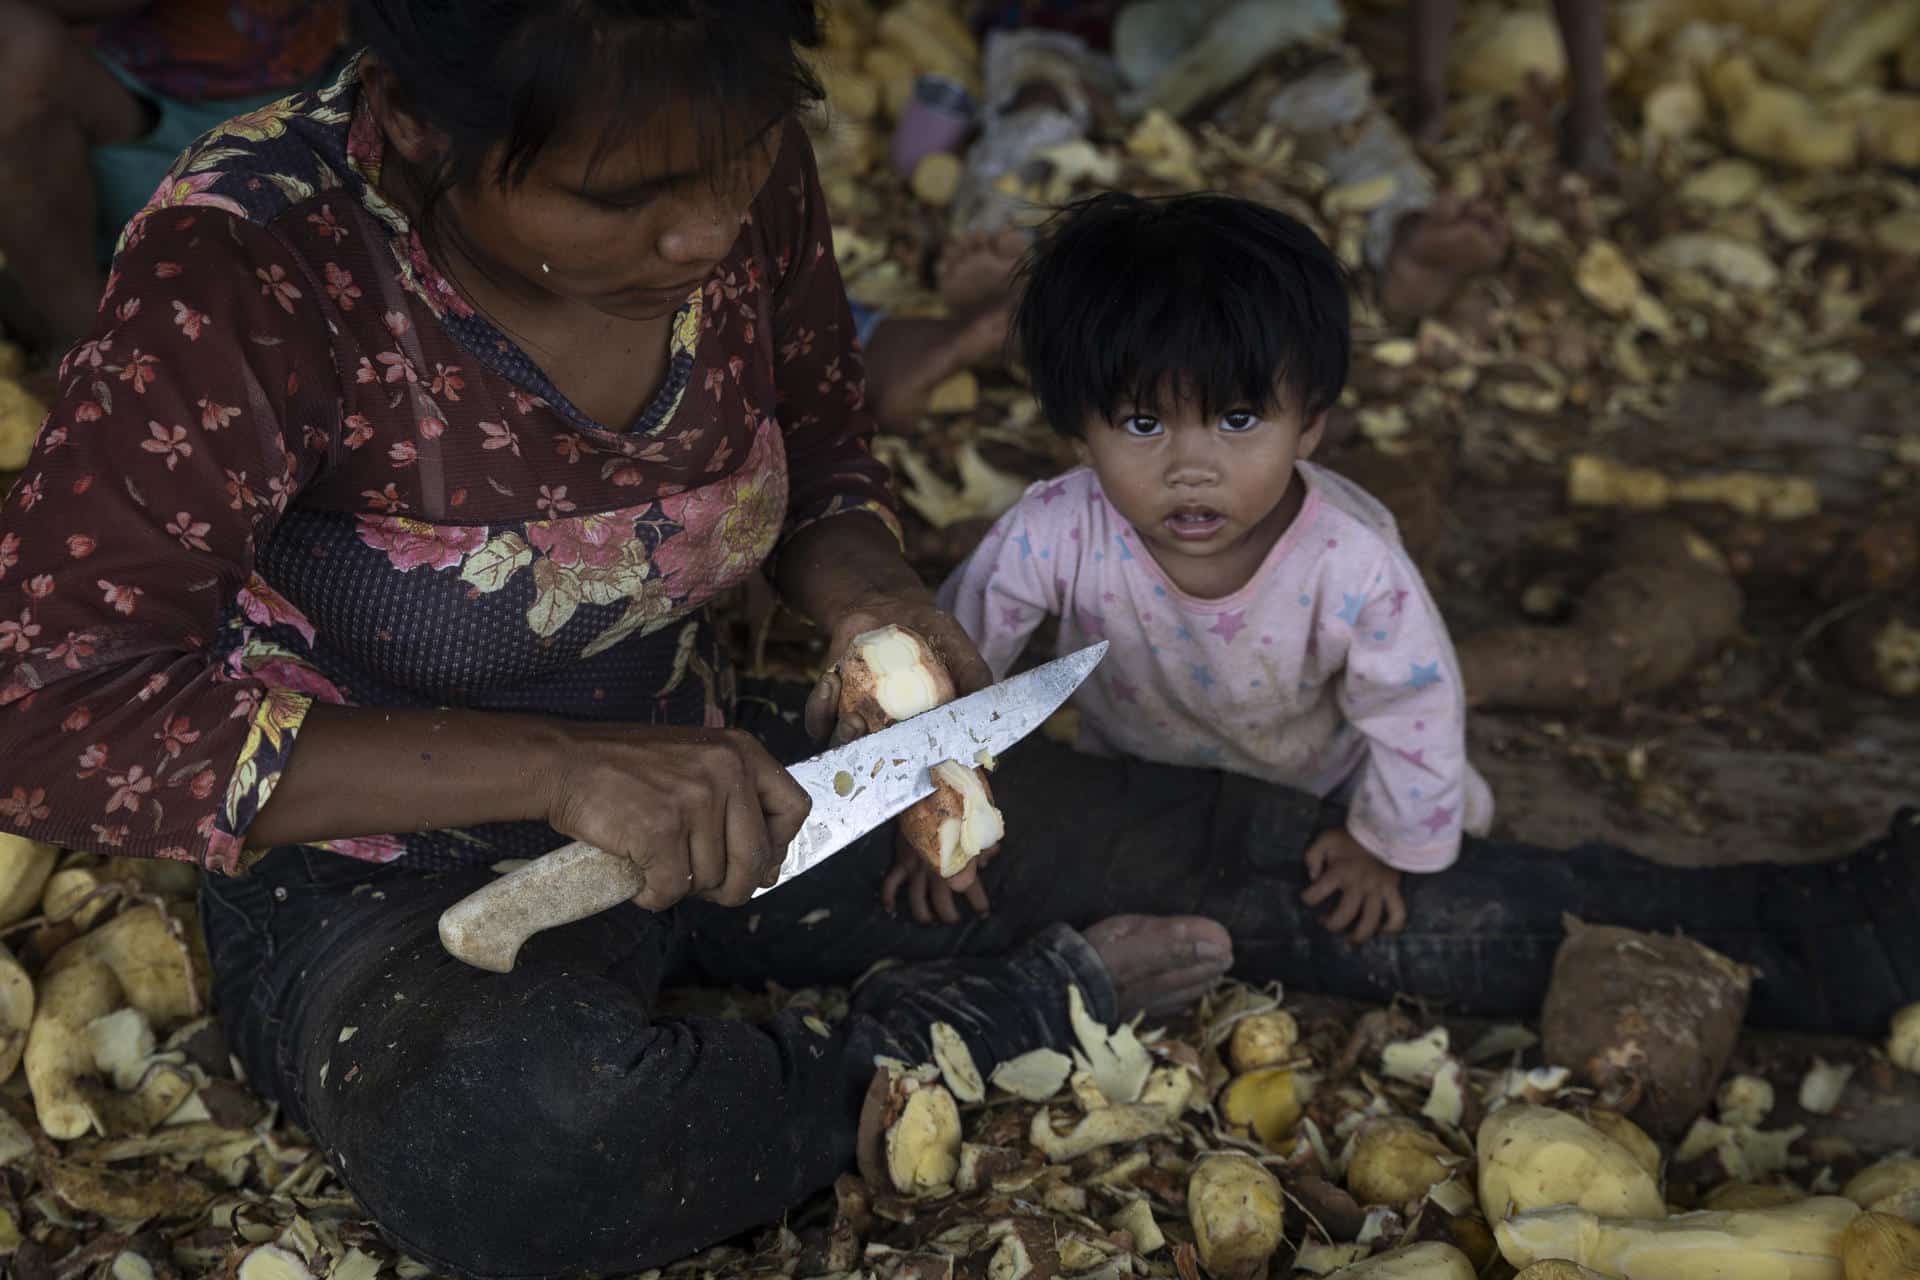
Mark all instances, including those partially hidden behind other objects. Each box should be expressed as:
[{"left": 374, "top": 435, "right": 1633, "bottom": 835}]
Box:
[
  {"left": 0, "top": 60, "right": 898, "bottom": 872},
  {"left": 91, "top": 0, "right": 348, "bottom": 102}
]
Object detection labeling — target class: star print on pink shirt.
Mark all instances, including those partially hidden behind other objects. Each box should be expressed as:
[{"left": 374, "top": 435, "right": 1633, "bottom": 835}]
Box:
[{"left": 938, "top": 463, "right": 1494, "bottom": 872}]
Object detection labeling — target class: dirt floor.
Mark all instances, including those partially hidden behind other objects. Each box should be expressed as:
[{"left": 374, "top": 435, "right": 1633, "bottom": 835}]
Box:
[{"left": 1437, "top": 363, "right": 1920, "bottom": 868}]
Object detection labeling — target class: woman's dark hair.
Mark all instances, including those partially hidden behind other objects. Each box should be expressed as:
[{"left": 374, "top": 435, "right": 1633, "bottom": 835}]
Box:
[
  {"left": 350, "top": 0, "right": 824, "bottom": 257},
  {"left": 1013, "top": 191, "right": 1351, "bottom": 437}
]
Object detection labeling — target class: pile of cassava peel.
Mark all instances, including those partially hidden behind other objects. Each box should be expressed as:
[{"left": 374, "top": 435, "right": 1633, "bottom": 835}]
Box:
[{"left": 7, "top": 835, "right": 1920, "bottom": 1279}]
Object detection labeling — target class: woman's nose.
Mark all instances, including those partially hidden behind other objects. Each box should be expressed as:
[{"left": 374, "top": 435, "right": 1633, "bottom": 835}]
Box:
[{"left": 656, "top": 199, "right": 741, "bottom": 267}]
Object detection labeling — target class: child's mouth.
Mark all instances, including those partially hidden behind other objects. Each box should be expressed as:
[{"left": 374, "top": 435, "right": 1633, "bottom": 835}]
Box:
[{"left": 1164, "top": 507, "right": 1227, "bottom": 541}]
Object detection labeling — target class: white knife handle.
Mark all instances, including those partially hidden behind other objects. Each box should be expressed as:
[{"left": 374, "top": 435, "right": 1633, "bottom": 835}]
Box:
[{"left": 438, "top": 841, "right": 641, "bottom": 973}]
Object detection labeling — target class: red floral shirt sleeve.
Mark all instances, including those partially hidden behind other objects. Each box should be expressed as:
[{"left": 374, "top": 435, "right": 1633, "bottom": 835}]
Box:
[
  {"left": 0, "top": 210, "right": 335, "bottom": 871},
  {"left": 764, "top": 127, "right": 902, "bottom": 547}
]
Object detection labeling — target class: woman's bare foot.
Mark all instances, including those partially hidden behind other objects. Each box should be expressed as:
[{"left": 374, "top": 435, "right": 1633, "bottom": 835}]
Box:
[
  {"left": 1379, "top": 195, "right": 1510, "bottom": 321},
  {"left": 1083, "top": 914, "right": 1234, "bottom": 1019}
]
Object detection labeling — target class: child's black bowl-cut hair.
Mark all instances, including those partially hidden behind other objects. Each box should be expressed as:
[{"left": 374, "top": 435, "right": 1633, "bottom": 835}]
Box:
[{"left": 1013, "top": 191, "right": 1351, "bottom": 437}]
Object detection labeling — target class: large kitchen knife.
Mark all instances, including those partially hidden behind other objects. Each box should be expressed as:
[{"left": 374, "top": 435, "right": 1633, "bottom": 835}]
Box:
[{"left": 438, "top": 641, "right": 1108, "bottom": 972}]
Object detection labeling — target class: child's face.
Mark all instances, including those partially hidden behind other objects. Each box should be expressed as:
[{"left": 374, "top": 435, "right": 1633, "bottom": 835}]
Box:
[{"left": 1079, "top": 387, "right": 1325, "bottom": 597}]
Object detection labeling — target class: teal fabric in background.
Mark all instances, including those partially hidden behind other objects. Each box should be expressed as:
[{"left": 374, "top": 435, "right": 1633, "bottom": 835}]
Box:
[{"left": 87, "top": 53, "right": 341, "bottom": 266}]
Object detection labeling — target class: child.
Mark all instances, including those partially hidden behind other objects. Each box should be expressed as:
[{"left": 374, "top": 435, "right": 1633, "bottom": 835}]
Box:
[{"left": 936, "top": 191, "right": 1493, "bottom": 940}]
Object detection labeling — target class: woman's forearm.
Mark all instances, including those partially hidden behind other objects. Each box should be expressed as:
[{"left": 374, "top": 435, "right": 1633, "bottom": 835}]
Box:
[
  {"left": 246, "top": 703, "right": 562, "bottom": 849},
  {"left": 775, "top": 512, "right": 929, "bottom": 626}
]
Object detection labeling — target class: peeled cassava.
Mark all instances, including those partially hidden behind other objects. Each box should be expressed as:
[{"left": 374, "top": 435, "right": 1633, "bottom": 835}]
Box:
[
  {"left": 1707, "top": 56, "right": 1857, "bottom": 170},
  {"left": 1347, "top": 1118, "right": 1454, "bottom": 1206},
  {"left": 1451, "top": 10, "right": 1567, "bottom": 96},
  {"left": 1218, "top": 1068, "right": 1301, "bottom": 1145},
  {"left": 1887, "top": 1005, "right": 1920, "bottom": 1073},
  {"left": 0, "top": 834, "right": 58, "bottom": 926},
  {"left": 835, "top": 626, "right": 1003, "bottom": 878},
  {"left": 1189, "top": 1153, "right": 1284, "bottom": 1280},
  {"left": 24, "top": 905, "right": 202, "bottom": 1139},
  {"left": 882, "top": 1073, "right": 962, "bottom": 1198},
  {"left": 0, "top": 943, "right": 31, "bottom": 1084},
  {"left": 1496, "top": 1196, "right": 1861, "bottom": 1277},
  {"left": 898, "top": 760, "right": 1002, "bottom": 877},
  {"left": 835, "top": 625, "right": 955, "bottom": 729},
  {"left": 1586, "top": 1109, "right": 1664, "bottom": 1181},
  {"left": 1841, "top": 1212, "right": 1920, "bottom": 1280},
  {"left": 1846, "top": 1158, "right": 1920, "bottom": 1212},
  {"left": 1477, "top": 1105, "right": 1667, "bottom": 1223},
  {"left": 1227, "top": 1010, "right": 1300, "bottom": 1073}
]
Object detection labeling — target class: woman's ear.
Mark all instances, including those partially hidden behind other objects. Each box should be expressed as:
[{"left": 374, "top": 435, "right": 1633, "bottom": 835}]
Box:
[
  {"left": 1296, "top": 411, "right": 1329, "bottom": 460},
  {"left": 359, "top": 57, "right": 448, "bottom": 169}
]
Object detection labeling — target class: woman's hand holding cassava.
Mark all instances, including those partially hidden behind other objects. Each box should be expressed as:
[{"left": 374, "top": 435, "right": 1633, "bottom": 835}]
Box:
[
  {"left": 802, "top": 592, "right": 995, "bottom": 745},
  {"left": 799, "top": 589, "right": 1001, "bottom": 925},
  {"left": 538, "top": 722, "right": 812, "bottom": 911}
]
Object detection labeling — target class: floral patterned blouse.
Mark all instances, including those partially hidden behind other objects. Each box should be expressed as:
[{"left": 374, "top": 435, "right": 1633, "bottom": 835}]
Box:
[{"left": 0, "top": 62, "right": 898, "bottom": 873}]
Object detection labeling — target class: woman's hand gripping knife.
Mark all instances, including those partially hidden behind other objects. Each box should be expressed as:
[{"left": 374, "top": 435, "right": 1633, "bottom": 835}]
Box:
[
  {"left": 806, "top": 624, "right": 1005, "bottom": 925},
  {"left": 1302, "top": 827, "right": 1407, "bottom": 945}
]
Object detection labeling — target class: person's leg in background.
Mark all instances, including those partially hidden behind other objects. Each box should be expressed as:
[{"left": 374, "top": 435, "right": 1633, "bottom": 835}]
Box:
[
  {"left": 855, "top": 229, "right": 1028, "bottom": 431},
  {"left": 1552, "top": 0, "right": 1613, "bottom": 174},
  {"left": 1410, "top": 0, "right": 1612, "bottom": 174},
  {"left": 1409, "top": 0, "right": 1460, "bottom": 144},
  {"left": 0, "top": 0, "right": 148, "bottom": 350}
]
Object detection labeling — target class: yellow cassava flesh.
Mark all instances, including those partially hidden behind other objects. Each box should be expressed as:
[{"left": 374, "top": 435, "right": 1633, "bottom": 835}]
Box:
[
  {"left": 1478, "top": 1104, "right": 1667, "bottom": 1222},
  {"left": 1218, "top": 1068, "right": 1301, "bottom": 1145},
  {"left": 1887, "top": 1005, "right": 1920, "bottom": 1074},
  {"left": 1188, "top": 1153, "right": 1283, "bottom": 1280},
  {"left": 1845, "top": 1158, "right": 1920, "bottom": 1212},
  {"left": 0, "top": 835, "right": 57, "bottom": 926},
  {"left": 1841, "top": 1212, "right": 1920, "bottom": 1280},
  {"left": 1496, "top": 1195, "right": 1861, "bottom": 1278},
  {"left": 1347, "top": 1118, "right": 1454, "bottom": 1206},
  {"left": 1226, "top": 1010, "right": 1299, "bottom": 1074}
]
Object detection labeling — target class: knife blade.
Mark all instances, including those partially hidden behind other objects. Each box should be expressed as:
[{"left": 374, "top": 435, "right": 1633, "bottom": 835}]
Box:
[{"left": 438, "top": 641, "right": 1108, "bottom": 972}]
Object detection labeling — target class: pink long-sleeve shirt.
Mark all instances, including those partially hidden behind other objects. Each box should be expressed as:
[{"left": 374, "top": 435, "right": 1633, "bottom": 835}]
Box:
[{"left": 938, "top": 462, "right": 1493, "bottom": 872}]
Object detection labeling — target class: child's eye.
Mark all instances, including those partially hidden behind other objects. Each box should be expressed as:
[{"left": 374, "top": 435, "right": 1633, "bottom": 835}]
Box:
[
  {"left": 1220, "top": 411, "right": 1261, "bottom": 433},
  {"left": 1119, "top": 415, "right": 1164, "bottom": 437}
]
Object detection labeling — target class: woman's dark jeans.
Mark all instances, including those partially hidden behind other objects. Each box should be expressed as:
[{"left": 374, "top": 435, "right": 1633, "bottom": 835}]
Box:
[{"left": 201, "top": 692, "right": 1920, "bottom": 1279}]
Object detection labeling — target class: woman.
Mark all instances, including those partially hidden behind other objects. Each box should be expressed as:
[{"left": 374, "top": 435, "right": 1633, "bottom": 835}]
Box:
[
  {"left": 0, "top": 1, "right": 1230, "bottom": 1271},
  {"left": 0, "top": 2, "right": 1914, "bottom": 1276}
]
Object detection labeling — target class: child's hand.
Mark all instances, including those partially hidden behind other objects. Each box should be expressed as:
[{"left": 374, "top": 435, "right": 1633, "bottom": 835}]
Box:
[
  {"left": 881, "top": 828, "right": 997, "bottom": 925},
  {"left": 1301, "top": 829, "right": 1406, "bottom": 944}
]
